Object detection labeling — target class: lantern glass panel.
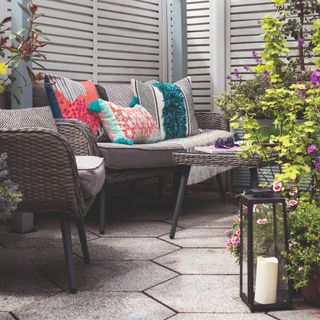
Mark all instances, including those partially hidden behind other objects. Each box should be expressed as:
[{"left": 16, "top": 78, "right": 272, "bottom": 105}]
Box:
[{"left": 252, "top": 202, "right": 290, "bottom": 307}]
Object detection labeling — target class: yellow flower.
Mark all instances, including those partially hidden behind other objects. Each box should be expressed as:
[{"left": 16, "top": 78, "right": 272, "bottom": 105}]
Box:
[
  {"left": 272, "top": 0, "right": 286, "bottom": 4},
  {"left": 0, "top": 62, "right": 8, "bottom": 76}
]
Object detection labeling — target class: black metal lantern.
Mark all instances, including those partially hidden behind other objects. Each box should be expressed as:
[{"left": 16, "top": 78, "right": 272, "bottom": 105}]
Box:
[{"left": 239, "top": 193, "right": 292, "bottom": 312}]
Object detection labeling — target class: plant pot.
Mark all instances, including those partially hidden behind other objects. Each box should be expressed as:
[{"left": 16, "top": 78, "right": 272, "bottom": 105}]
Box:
[
  {"left": 302, "top": 274, "right": 320, "bottom": 307},
  {"left": 11, "top": 211, "right": 34, "bottom": 234}
]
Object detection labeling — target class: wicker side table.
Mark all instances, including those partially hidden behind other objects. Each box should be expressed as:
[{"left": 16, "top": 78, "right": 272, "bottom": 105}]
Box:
[{"left": 170, "top": 149, "right": 263, "bottom": 239}]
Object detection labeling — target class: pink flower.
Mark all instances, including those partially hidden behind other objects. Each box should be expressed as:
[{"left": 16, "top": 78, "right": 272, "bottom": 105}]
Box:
[
  {"left": 235, "top": 214, "right": 241, "bottom": 222},
  {"left": 289, "top": 186, "right": 298, "bottom": 196},
  {"left": 236, "top": 228, "right": 241, "bottom": 236},
  {"left": 231, "top": 236, "right": 240, "bottom": 246},
  {"left": 257, "top": 218, "right": 268, "bottom": 225},
  {"left": 288, "top": 199, "right": 299, "bottom": 207},
  {"left": 273, "top": 181, "right": 284, "bottom": 192},
  {"left": 226, "top": 239, "right": 232, "bottom": 249},
  {"left": 225, "top": 229, "right": 232, "bottom": 236}
]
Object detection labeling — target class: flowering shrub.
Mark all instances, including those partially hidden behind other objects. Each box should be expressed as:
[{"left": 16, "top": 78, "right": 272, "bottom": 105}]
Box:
[
  {"left": 0, "top": 2, "right": 47, "bottom": 101},
  {"left": 0, "top": 153, "right": 22, "bottom": 220},
  {"left": 283, "top": 201, "right": 320, "bottom": 290}
]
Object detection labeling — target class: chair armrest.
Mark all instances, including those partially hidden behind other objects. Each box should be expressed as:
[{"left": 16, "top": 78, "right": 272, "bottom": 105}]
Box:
[
  {"left": 56, "top": 119, "right": 100, "bottom": 156},
  {"left": 195, "top": 112, "right": 229, "bottom": 131},
  {"left": 0, "top": 128, "right": 86, "bottom": 217}
]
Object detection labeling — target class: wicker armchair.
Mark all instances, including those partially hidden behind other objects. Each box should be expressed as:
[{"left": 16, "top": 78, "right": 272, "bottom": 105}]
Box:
[{"left": 0, "top": 119, "right": 103, "bottom": 293}]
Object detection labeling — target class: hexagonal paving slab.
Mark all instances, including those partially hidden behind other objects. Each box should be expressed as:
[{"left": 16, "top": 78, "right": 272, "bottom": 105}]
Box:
[
  {"left": 0, "top": 224, "right": 98, "bottom": 248},
  {"left": 0, "top": 275, "right": 62, "bottom": 311},
  {"left": 0, "top": 248, "right": 82, "bottom": 275},
  {"left": 172, "top": 212, "right": 235, "bottom": 229},
  {"left": 145, "top": 275, "right": 248, "bottom": 313},
  {"left": 268, "top": 308, "right": 320, "bottom": 320},
  {"left": 13, "top": 292, "right": 175, "bottom": 320},
  {"left": 160, "top": 229, "right": 227, "bottom": 248},
  {"left": 75, "top": 237, "right": 180, "bottom": 261},
  {"left": 0, "top": 312, "right": 14, "bottom": 320},
  {"left": 87, "top": 221, "right": 174, "bottom": 238},
  {"left": 154, "top": 249, "right": 239, "bottom": 275},
  {"left": 168, "top": 313, "right": 272, "bottom": 320},
  {"left": 46, "top": 260, "right": 178, "bottom": 292}
]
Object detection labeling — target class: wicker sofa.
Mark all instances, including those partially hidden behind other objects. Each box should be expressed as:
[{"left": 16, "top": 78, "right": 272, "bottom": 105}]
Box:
[{"left": 28, "top": 83, "right": 233, "bottom": 234}]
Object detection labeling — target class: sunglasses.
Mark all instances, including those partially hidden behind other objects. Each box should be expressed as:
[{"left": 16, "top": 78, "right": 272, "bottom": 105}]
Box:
[{"left": 215, "top": 137, "right": 239, "bottom": 149}]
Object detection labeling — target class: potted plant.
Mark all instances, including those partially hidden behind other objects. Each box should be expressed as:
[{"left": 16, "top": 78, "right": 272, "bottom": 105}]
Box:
[
  {"left": 283, "top": 201, "right": 320, "bottom": 307},
  {"left": 0, "top": 2, "right": 47, "bottom": 107}
]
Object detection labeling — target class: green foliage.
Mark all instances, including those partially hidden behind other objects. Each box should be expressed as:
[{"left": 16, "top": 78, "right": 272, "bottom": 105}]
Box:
[{"left": 283, "top": 202, "right": 320, "bottom": 289}]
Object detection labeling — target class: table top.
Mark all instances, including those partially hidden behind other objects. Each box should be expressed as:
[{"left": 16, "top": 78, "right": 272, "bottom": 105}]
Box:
[{"left": 172, "top": 148, "right": 262, "bottom": 167}]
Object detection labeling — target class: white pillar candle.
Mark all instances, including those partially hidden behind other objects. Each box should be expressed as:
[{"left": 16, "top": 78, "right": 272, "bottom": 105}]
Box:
[{"left": 255, "top": 256, "right": 279, "bottom": 304}]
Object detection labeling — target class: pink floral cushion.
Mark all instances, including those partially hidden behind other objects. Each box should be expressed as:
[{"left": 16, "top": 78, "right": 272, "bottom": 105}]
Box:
[{"left": 88, "top": 99, "right": 160, "bottom": 145}]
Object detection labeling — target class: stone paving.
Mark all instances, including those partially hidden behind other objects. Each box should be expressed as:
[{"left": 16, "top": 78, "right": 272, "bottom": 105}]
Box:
[{"left": 0, "top": 190, "right": 319, "bottom": 319}]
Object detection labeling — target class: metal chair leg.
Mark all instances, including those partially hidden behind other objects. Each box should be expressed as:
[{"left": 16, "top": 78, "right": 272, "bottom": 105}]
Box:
[
  {"left": 60, "top": 215, "right": 77, "bottom": 294},
  {"left": 216, "top": 173, "right": 226, "bottom": 202},
  {"left": 76, "top": 218, "right": 90, "bottom": 264},
  {"left": 99, "top": 185, "right": 106, "bottom": 235},
  {"left": 170, "top": 166, "right": 191, "bottom": 239}
]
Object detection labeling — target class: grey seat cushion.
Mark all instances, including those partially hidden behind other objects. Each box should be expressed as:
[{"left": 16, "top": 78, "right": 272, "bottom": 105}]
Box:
[
  {"left": 75, "top": 156, "right": 105, "bottom": 198},
  {"left": 98, "top": 130, "right": 233, "bottom": 169}
]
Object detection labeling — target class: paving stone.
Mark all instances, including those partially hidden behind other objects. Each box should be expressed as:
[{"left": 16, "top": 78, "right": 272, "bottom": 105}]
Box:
[
  {"left": 46, "top": 260, "right": 177, "bottom": 292},
  {"left": 145, "top": 275, "right": 249, "bottom": 313},
  {"left": 268, "top": 308, "right": 320, "bottom": 320},
  {"left": 0, "top": 275, "right": 61, "bottom": 311},
  {"left": 87, "top": 221, "right": 174, "bottom": 238},
  {"left": 172, "top": 211, "right": 236, "bottom": 229},
  {"left": 13, "top": 291, "right": 174, "bottom": 320},
  {"left": 0, "top": 248, "right": 82, "bottom": 275},
  {"left": 0, "top": 224, "right": 98, "bottom": 248},
  {"left": 168, "top": 313, "right": 271, "bottom": 320},
  {"left": 76, "top": 237, "right": 179, "bottom": 261},
  {"left": 160, "top": 229, "right": 227, "bottom": 248},
  {"left": 0, "top": 312, "right": 14, "bottom": 320},
  {"left": 154, "top": 249, "right": 239, "bottom": 275}
]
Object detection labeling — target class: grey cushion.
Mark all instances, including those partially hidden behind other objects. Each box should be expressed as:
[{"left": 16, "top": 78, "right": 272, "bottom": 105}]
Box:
[
  {"left": 100, "top": 83, "right": 134, "bottom": 105},
  {"left": 0, "top": 106, "right": 57, "bottom": 132},
  {"left": 98, "top": 130, "right": 233, "bottom": 169},
  {"left": 76, "top": 156, "right": 105, "bottom": 198}
]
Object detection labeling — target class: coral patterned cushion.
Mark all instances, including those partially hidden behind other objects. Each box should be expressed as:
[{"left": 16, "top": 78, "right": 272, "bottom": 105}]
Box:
[
  {"left": 45, "top": 74, "right": 100, "bottom": 134},
  {"left": 88, "top": 99, "right": 160, "bottom": 145}
]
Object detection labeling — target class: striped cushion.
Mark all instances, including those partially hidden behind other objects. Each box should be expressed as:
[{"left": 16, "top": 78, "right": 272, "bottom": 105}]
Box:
[
  {"left": 45, "top": 74, "right": 100, "bottom": 134},
  {"left": 131, "top": 77, "right": 199, "bottom": 140}
]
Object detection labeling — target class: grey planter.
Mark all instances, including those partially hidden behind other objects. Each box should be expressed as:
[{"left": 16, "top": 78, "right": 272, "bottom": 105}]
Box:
[{"left": 11, "top": 211, "right": 34, "bottom": 234}]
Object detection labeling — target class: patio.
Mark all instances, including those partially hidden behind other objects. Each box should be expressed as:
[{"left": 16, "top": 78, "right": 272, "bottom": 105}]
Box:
[
  {"left": 0, "top": 189, "right": 318, "bottom": 320},
  {"left": 1, "top": 0, "right": 320, "bottom": 318}
]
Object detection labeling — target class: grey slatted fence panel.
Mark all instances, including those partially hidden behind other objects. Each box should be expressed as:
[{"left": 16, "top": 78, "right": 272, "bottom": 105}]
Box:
[
  {"left": 96, "top": 0, "right": 162, "bottom": 84},
  {"left": 187, "top": 0, "right": 212, "bottom": 111},
  {"left": 6, "top": 0, "right": 166, "bottom": 84},
  {"left": 33, "top": 0, "right": 95, "bottom": 81}
]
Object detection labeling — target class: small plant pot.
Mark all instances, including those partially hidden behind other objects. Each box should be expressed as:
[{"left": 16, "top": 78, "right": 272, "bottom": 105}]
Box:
[
  {"left": 11, "top": 211, "right": 34, "bottom": 234},
  {"left": 302, "top": 274, "right": 320, "bottom": 307}
]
